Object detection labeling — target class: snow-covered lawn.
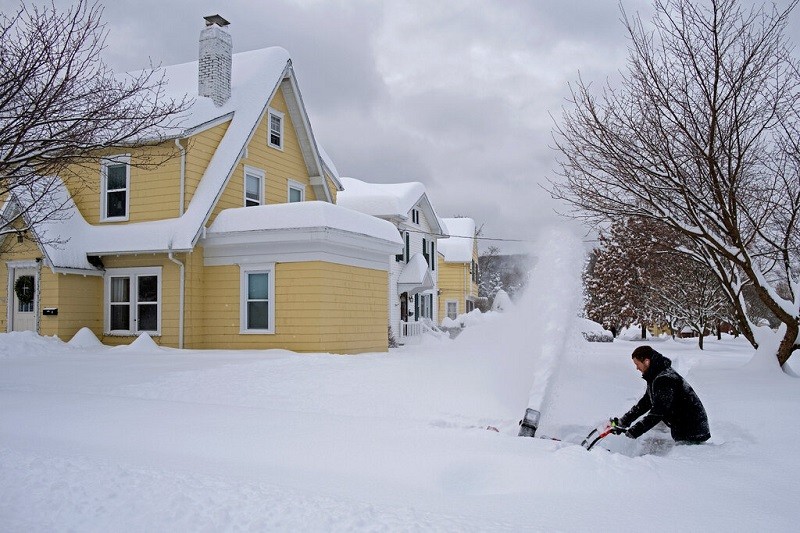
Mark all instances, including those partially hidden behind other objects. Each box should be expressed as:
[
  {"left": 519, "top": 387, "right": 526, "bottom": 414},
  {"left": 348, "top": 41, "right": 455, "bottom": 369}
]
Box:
[
  {"left": 1, "top": 325, "right": 798, "bottom": 531},
  {"left": 2, "top": 228, "right": 798, "bottom": 531}
]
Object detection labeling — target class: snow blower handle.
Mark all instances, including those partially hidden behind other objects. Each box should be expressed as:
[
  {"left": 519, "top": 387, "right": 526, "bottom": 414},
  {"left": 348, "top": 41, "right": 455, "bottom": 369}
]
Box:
[
  {"left": 582, "top": 419, "right": 630, "bottom": 450},
  {"left": 608, "top": 417, "right": 629, "bottom": 436}
]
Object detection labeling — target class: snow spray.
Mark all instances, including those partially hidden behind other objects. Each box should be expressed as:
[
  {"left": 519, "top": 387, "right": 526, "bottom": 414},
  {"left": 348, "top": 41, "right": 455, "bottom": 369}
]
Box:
[{"left": 515, "top": 226, "right": 584, "bottom": 436}]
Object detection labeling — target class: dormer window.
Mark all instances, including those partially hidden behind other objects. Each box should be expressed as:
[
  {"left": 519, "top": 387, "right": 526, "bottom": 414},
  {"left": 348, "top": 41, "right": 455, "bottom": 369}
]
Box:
[
  {"left": 411, "top": 209, "right": 420, "bottom": 224},
  {"left": 101, "top": 155, "right": 130, "bottom": 221},
  {"left": 268, "top": 108, "right": 284, "bottom": 149}
]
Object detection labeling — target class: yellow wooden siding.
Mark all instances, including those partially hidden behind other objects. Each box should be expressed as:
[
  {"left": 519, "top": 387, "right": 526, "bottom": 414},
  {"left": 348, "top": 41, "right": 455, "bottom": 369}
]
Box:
[
  {"left": 41, "top": 273, "right": 103, "bottom": 341},
  {"left": 200, "top": 261, "right": 388, "bottom": 353},
  {"left": 182, "top": 249, "right": 205, "bottom": 348},
  {"left": 437, "top": 261, "right": 470, "bottom": 319},
  {"left": 60, "top": 120, "right": 228, "bottom": 226},
  {"left": 182, "top": 121, "right": 230, "bottom": 208},
  {"left": 68, "top": 144, "right": 182, "bottom": 224},
  {"left": 0, "top": 238, "right": 102, "bottom": 340},
  {"left": 208, "top": 88, "right": 320, "bottom": 224}
]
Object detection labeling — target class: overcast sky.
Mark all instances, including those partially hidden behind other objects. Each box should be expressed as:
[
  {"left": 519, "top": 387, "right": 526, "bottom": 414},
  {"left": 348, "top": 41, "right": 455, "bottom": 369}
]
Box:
[{"left": 7, "top": 1, "right": 800, "bottom": 253}]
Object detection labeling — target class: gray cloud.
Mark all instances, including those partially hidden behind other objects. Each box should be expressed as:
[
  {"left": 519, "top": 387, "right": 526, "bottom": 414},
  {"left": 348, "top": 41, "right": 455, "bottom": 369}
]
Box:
[{"left": 7, "top": 0, "right": 797, "bottom": 253}]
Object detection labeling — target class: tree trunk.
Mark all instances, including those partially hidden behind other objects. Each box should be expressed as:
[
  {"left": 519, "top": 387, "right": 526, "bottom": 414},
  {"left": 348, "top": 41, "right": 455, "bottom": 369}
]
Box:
[
  {"left": 777, "top": 320, "right": 798, "bottom": 367},
  {"left": 641, "top": 323, "right": 646, "bottom": 340},
  {"left": 698, "top": 333, "right": 704, "bottom": 350}
]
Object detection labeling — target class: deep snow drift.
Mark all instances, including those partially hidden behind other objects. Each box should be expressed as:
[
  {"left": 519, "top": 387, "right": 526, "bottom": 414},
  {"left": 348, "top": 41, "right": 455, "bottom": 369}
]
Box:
[{"left": 1, "top": 230, "right": 799, "bottom": 531}]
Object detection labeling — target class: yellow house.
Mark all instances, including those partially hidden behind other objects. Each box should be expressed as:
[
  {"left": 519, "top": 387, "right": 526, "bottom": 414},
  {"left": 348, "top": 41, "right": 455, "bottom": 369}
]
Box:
[
  {"left": 437, "top": 217, "right": 479, "bottom": 322},
  {"left": 0, "top": 16, "right": 401, "bottom": 353}
]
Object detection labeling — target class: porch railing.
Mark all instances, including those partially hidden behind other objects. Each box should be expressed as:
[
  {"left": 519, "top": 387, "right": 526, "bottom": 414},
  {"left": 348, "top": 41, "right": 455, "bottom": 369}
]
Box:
[{"left": 398, "top": 320, "right": 423, "bottom": 343}]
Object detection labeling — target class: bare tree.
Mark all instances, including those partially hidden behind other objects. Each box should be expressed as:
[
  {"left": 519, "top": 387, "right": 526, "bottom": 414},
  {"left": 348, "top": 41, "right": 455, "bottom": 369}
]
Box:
[
  {"left": 0, "top": 0, "right": 188, "bottom": 248},
  {"left": 648, "top": 249, "right": 733, "bottom": 349},
  {"left": 551, "top": 0, "right": 800, "bottom": 368}
]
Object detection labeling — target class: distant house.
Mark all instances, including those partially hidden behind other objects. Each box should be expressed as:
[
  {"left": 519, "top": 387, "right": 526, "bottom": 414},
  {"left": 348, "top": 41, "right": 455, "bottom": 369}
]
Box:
[
  {"left": 437, "top": 218, "right": 479, "bottom": 321},
  {"left": 1, "top": 16, "right": 401, "bottom": 353},
  {"left": 336, "top": 177, "right": 448, "bottom": 343}
]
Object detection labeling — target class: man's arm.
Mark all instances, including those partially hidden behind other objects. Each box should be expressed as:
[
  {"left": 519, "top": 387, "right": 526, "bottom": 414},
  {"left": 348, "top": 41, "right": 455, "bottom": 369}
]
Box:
[
  {"left": 619, "top": 392, "right": 651, "bottom": 428},
  {"left": 626, "top": 375, "right": 676, "bottom": 438}
]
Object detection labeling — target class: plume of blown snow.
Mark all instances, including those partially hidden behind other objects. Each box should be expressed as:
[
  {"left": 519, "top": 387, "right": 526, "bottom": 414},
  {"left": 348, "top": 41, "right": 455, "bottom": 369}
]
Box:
[{"left": 459, "top": 226, "right": 585, "bottom": 415}]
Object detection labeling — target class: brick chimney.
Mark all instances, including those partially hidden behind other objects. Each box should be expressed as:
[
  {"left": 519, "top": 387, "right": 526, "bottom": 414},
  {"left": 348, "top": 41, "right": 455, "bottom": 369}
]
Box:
[{"left": 198, "top": 15, "right": 232, "bottom": 107}]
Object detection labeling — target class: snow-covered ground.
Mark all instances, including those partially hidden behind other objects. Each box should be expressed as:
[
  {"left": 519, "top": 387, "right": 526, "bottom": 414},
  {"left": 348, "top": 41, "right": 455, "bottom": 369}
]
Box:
[{"left": 2, "top": 232, "right": 799, "bottom": 531}]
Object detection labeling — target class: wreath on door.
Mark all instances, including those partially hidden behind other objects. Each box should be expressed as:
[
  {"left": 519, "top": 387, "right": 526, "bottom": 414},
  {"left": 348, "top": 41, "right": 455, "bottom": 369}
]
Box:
[{"left": 14, "top": 275, "right": 35, "bottom": 304}]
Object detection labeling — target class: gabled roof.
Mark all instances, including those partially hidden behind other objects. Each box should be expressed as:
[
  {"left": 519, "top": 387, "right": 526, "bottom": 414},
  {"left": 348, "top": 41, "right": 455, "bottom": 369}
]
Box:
[
  {"left": 11, "top": 47, "right": 344, "bottom": 272},
  {"left": 438, "top": 217, "right": 476, "bottom": 263},
  {"left": 336, "top": 177, "right": 447, "bottom": 236}
]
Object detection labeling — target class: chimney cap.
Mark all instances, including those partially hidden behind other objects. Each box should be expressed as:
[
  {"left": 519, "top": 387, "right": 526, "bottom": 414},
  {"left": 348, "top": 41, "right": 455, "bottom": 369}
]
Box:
[{"left": 203, "top": 14, "right": 230, "bottom": 27}]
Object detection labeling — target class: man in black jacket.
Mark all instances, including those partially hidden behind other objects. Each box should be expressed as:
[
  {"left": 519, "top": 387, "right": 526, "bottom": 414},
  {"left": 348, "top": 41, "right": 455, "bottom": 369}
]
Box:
[{"left": 612, "top": 345, "right": 710, "bottom": 444}]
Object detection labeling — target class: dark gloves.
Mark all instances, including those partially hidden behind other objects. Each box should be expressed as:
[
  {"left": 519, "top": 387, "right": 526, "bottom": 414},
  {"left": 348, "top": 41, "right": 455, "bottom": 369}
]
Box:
[{"left": 609, "top": 417, "right": 631, "bottom": 436}]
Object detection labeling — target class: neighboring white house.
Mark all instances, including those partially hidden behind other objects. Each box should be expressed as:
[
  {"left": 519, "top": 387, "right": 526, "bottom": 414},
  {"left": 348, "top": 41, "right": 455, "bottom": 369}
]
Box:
[{"left": 337, "top": 177, "right": 448, "bottom": 343}]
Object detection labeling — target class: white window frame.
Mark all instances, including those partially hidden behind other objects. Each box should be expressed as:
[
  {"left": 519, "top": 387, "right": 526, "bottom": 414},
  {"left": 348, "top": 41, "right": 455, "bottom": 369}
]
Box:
[
  {"left": 240, "top": 263, "right": 275, "bottom": 334},
  {"left": 244, "top": 166, "right": 265, "bottom": 207},
  {"left": 287, "top": 179, "right": 305, "bottom": 203},
  {"left": 100, "top": 154, "right": 131, "bottom": 222},
  {"left": 267, "top": 108, "right": 284, "bottom": 150},
  {"left": 104, "top": 267, "right": 162, "bottom": 336},
  {"left": 446, "top": 300, "right": 458, "bottom": 320}
]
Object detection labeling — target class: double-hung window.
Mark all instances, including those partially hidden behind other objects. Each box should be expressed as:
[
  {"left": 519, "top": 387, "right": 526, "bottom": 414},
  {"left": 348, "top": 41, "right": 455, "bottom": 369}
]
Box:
[
  {"left": 240, "top": 264, "right": 275, "bottom": 333},
  {"left": 101, "top": 155, "right": 130, "bottom": 221},
  {"left": 288, "top": 180, "right": 305, "bottom": 203},
  {"left": 244, "top": 166, "right": 265, "bottom": 207},
  {"left": 268, "top": 108, "right": 284, "bottom": 149},
  {"left": 105, "top": 267, "right": 161, "bottom": 335}
]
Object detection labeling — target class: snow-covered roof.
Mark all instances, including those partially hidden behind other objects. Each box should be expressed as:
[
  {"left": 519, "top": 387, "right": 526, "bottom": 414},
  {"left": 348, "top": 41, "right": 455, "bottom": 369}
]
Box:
[
  {"left": 397, "top": 253, "right": 434, "bottom": 295},
  {"left": 15, "top": 47, "right": 345, "bottom": 272},
  {"left": 337, "top": 178, "right": 425, "bottom": 219},
  {"left": 438, "top": 218, "right": 475, "bottom": 263},
  {"left": 15, "top": 177, "right": 198, "bottom": 272},
  {"left": 206, "top": 201, "right": 402, "bottom": 245},
  {"left": 336, "top": 177, "right": 447, "bottom": 235}
]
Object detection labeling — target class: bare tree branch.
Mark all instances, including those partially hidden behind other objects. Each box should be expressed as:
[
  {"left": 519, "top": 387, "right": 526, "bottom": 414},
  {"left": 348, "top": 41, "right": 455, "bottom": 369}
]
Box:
[{"left": 550, "top": 0, "right": 800, "bottom": 367}]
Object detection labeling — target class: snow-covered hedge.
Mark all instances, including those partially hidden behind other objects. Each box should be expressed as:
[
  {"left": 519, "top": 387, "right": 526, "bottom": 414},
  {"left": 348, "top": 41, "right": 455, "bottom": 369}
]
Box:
[
  {"left": 577, "top": 317, "right": 614, "bottom": 342},
  {"left": 582, "top": 331, "right": 614, "bottom": 342}
]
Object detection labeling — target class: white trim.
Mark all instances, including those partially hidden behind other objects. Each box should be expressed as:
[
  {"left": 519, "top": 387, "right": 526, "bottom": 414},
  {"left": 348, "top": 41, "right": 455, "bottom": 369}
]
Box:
[
  {"left": 239, "top": 263, "right": 275, "bottom": 334},
  {"left": 287, "top": 179, "right": 305, "bottom": 203},
  {"left": 203, "top": 227, "right": 397, "bottom": 271},
  {"left": 267, "top": 108, "right": 284, "bottom": 150},
  {"left": 244, "top": 165, "right": 265, "bottom": 207},
  {"left": 103, "top": 266, "right": 162, "bottom": 336},
  {"left": 6, "top": 261, "right": 40, "bottom": 333},
  {"left": 100, "top": 154, "right": 131, "bottom": 222}
]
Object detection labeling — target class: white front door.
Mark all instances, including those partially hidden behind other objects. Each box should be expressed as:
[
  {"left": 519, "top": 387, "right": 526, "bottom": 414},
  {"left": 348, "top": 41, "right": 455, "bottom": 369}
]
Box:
[{"left": 11, "top": 268, "right": 37, "bottom": 332}]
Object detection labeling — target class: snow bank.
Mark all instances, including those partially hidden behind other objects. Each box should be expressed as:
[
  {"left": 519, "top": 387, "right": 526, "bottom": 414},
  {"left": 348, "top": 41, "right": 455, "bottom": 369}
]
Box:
[
  {"left": 0, "top": 331, "right": 65, "bottom": 357},
  {"left": 114, "top": 332, "right": 164, "bottom": 353},
  {"left": 67, "top": 327, "right": 104, "bottom": 348}
]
